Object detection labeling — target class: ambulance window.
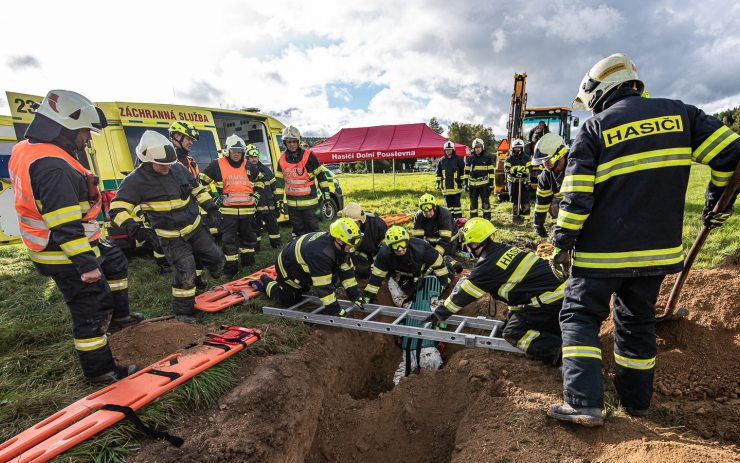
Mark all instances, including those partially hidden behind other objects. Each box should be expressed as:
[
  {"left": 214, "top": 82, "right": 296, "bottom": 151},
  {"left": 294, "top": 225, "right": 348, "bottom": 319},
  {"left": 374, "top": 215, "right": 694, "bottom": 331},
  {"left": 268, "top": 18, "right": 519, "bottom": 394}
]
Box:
[{"left": 122, "top": 126, "right": 219, "bottom": 171}]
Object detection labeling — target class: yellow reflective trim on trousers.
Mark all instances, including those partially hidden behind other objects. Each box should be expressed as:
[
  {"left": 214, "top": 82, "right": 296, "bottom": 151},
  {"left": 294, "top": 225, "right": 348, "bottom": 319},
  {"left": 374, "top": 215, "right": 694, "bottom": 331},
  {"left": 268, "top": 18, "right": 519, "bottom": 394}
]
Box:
[
  {"left": 461, "top": 279, "right": 485, "bottom": 298},
  {"left": 711, "top": 169, "right": 733, "bottom": 187},
  {"left": 516, "top": 330, "right": 540, "bottom": 352},
  {"left": 497, "top": 253, "right": 537, "bottom": 300},
  {"left": 365, "top": 283, "right": 380, "bottom": 294},
  {"left": 141, "top": 196, "right": 191, "bottom": 212},
  {"left": 340, "top": 262, "right": 353, "bottom": 271},
  {"left": 320, "top": 292, "right": 337, "bottom": 305},
  {"left": 342, "top": 277, "right": 358, "bottom": 288},
  {"left": 562, "top": 345, "right": 602, "bottom": 359},
  {"left": 444, "top": 297, "right": 463, "bottom": 313},
  {"left": 556, "top": 209, "right": 589, "bottom": 231},
  {"left": 693, "top": 125, "right": 739, "bottom": 164},
  {"left": 312, "top": 274, "right": 333, "bottom": 286},
  {"left": 59, "top": 237, "right": 94, "bottom": 257},
  {"left": 614, "top": 353, "right": 656, "bottom": 370},
  {"left": 43, "top": 205, "right": 82, "bottom": 228},
  {"left": 534, "top": 203, "right": 550, "bottom": 213},
  {"left": 155, "top": 216, "right": 201, "bottom": 238},
  {"left": 108, "top": 278, "right": 128, "bottom": 291},
  {"left": 561, "top": 175, "right": 594, "bottom": 193},
  {"left": 225, "top": 254, "right": 239, "bottom": 262},
  {"left": 221, "top": 206, "right": 255, "bottom": 216},
  {"left": 537, "top": 189, "right": 553, "bottom": 198},
  {"left": 595, "top": 148, "right": 692, "bottom": 184},
  {"left": 574, "top": 245, "right": 684, "bottom": 269},
  {"left": 74, "top": 335, "right": 108, "bottom": 352},
  {"left": 29, "top": 246, "right": 100, "bottom": 264},
  {"left": 172, "top": 287, "right": 196, "bottom": 298},
  {"left": 371, "top": 266, "right": 387, "bottom": 278}
]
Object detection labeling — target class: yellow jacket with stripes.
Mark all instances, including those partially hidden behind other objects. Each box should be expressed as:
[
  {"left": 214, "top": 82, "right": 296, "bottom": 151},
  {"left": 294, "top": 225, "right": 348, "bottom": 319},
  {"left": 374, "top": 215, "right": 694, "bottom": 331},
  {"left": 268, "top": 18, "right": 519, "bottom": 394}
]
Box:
[{"left": 552, "top": 89, "right": 739, "bottom": 277}]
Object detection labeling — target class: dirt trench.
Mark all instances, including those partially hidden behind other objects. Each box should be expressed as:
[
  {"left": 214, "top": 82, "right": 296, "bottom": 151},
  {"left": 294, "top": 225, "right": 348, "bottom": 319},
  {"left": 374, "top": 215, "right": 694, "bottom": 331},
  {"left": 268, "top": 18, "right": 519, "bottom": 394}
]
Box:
[{"left": 125, "top": 266, "right": 740, "bottom": 463}]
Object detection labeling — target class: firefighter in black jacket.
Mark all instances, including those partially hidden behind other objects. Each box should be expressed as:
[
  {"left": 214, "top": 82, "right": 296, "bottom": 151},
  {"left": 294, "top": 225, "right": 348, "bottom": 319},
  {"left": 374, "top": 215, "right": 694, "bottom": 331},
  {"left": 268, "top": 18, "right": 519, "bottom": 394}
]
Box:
[
  {"left": 464, "top": 138, "right": 495, "bottom": 219},
  {"left": 251, "top": 218, "right": 363, "bottom": 316},
  {"left": 425, "top": 218, "right": 565, "bottom": 365},
  {"left": 364, "top": 226, "right": 452, "bottom": 302},
  {"left": 247, "top": 144, "right": 282, "bottom": 250},
  {"left": 435, "top": 141, "right": 465, "bottom": 219},
  {"left": 275, "top": 125, "right": 331, "bottom": 236},
  {"left": 342, "top": 202, "right": 387, "bottom": 278},
  {"left": 548, "top": 53, "right": 740, "bottom": 427},
  {"left": 9, "top": 90, "right": 141, "bottom": 384},
  {"left": 505, "top": 138, "right": 532, "bottom": 225},
  {"left": 412, "top": 194, "right": 463, "bottom": 273},
  {"left": 200, "top": 135, "right": 264, "bottom": 278},
  {"left": 532, "top": 133, "right": 569, "bottom": 238},
  {"left": 110, "top": 131, "right": 225, "bottom": 324}
]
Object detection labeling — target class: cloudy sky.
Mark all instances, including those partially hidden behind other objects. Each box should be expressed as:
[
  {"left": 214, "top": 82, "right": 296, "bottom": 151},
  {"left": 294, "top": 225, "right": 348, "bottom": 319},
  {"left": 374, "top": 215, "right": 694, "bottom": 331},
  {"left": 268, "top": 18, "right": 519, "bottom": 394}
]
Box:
[{"left": 2, "top": 0, "right": 739, "bottom": 137}]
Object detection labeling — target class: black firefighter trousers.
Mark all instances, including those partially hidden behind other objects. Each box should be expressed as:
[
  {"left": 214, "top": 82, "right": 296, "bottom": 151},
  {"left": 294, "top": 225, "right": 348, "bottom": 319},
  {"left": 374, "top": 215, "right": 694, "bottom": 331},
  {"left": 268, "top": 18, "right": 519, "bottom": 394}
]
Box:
[
  {"left": 443, "top": 193, "right": 462, "bottom": 219},
  {"left": 254, "top": 207, "right": 282, "bottom": 249},
  {"left": 287, "top": 205, "right": 319, "bottom": 236},
  {"left": 221, "top": 212, "right": 257, "bottom": 276},
  {"left": 503, "top": 302, "right": 562, "bottom": 365},
  {"left": 468, "top": 184, "right": 491, "bottom": 219},
  {"left": 160, "top": 226, "right": 224, "bottom": 316},
  {"left": 49, "top": 242, "right": 131, "bottom": 378},
  {"left": 508, "top": 180, "right": 531, "bottom": 216},
  {"left": 560, "top": 275, "right": 665, "bottom": 411}
]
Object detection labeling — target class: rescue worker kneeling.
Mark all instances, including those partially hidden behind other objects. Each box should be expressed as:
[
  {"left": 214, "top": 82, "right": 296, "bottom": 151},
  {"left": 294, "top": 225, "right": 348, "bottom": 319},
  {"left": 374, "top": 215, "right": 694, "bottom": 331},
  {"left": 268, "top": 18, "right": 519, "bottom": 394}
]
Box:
[
  {"left": 200, "top": 135, "right": 264, "bottom": 278},
  {"left": 412, "top": 193, "right": 463, "bottom": 273},
  {"left": 251, "top": 218, "right": 363, "bottom": 316},
  {"left": 110, "top": 131, "right": 225, "bottom": 323},
  {"left": 9, "top": 89, "right": 142, "bottom": 384},
  {"left": 341, "top": 202, "right": 387, "bottom": 278},
  {"left": 424, "top": 218, "right": 565, "bottom": 366}
]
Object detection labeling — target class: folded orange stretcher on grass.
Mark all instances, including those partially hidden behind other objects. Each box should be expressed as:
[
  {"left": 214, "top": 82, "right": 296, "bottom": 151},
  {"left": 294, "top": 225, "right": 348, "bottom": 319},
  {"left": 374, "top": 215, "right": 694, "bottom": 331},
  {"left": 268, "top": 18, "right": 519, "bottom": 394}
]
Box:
[
  {"left": 381, "top": 213, "right": 411, "bottom": 226},
  {"left": 0, "top": 326, "right": 261, "bottom": 463},
  {"left": 195, "top": 266, "right": 277, "bottom": 312}
]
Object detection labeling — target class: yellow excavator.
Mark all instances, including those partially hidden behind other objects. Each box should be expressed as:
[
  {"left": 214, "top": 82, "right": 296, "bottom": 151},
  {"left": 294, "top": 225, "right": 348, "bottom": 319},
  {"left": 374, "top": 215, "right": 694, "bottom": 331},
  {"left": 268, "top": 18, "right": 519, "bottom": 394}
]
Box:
[{"left": 493, "top": 73, "right": 579, "bottom": 199}]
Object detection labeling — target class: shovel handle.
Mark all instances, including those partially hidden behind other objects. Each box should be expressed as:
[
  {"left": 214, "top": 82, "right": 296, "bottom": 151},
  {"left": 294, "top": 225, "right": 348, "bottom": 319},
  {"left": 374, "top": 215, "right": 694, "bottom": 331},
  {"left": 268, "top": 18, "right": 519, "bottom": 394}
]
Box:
[{"left": 665, "top": 163, "right": 740, "bottom": 311}]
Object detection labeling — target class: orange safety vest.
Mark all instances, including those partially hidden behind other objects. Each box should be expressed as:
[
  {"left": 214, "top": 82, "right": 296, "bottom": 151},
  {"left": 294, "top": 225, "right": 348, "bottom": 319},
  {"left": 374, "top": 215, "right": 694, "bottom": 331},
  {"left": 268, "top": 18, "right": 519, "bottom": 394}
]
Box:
[
  {"left": 217, "top": 157, "right": 254, "bottom": 206},
  {"left": 8, "top": 141, "right": 102, "bottom": 251},
  {"left": 279, "top": 150, "right": 314, "bottom": 197}
]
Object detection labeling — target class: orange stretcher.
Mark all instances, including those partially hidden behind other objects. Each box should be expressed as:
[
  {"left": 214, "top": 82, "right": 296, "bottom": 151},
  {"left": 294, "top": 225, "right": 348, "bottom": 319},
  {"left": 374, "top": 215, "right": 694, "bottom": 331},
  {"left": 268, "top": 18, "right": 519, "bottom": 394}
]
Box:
[
  {"left": 195, "top": 265, "right": 278, "bottom": 312},
  {"left": 381, "top": 213, "right": 411, "bottom": 226},
  {"left": 0, "top": 326, "right": 261, "bottom": 463}
]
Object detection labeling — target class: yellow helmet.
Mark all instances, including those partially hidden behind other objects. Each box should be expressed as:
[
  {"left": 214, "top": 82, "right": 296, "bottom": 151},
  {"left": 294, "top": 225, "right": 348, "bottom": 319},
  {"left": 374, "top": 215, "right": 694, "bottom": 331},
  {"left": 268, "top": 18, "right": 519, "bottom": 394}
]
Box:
[
  {"left": 384, "top": 225, "right": 409, "bottom": 250},
  {"left": 329, "top": 218, "right": 362, "bottom": 247},
  {"left": 168, "top": 120, "right": 199, "bottom": 141},
  {"left": 418, "top": 193, "right": 437, "bottom": 212},
  {"left": 459, "top": 217, "right": 496, "bottom": 245},
  {"left": 245, "top": 143, "right": 260, "bottom": 157}
]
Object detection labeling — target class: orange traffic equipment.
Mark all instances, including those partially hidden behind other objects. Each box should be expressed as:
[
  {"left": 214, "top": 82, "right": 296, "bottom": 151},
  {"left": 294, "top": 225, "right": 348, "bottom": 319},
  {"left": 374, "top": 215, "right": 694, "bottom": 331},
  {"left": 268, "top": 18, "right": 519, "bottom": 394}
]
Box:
[
  {"left": 195, "top": 265, "right": 278, "bottom": 312},
  {"left": 0, "top": 326, "right": 261, "bottom": 463},
  {"left": 381, "top": 213, "right": 411, "bottom": 226}
]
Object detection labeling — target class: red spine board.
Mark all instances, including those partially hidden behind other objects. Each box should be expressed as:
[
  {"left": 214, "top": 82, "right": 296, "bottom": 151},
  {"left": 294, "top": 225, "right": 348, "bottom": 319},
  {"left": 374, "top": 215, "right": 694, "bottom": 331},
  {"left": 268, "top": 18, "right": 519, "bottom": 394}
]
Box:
[{"left": 0, "top": 326, "right": 261, "bottom": 463}]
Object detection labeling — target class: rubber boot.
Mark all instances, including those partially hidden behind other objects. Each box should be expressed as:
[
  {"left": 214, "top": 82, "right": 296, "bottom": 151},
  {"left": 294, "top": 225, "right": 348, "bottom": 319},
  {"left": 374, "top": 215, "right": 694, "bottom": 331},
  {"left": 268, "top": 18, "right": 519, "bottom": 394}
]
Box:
[
  {"left": 108, "top": 313, "right": 144, "bottom": 333},
  {"left": 224, "top": 262, "right": 239, "bottom": 280},
  {"left": 195, "top": 275, "right": 208, "bottom": 291},
  {"left": 175, "top": 314, "right": 197, "bottom": 324},
  {"left": 88, "top": 364, "right": 139, "bottom": 386},
  {"left": 548, "top": 403, "right": 604, "bottom": 427}
]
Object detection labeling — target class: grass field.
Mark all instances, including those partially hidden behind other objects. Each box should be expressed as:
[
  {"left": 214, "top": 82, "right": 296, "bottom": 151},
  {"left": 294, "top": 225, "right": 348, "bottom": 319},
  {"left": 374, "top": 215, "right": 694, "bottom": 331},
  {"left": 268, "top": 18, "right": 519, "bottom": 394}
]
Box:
[{"left": 0, "top": 163, "right": 737, "bottom": 461}]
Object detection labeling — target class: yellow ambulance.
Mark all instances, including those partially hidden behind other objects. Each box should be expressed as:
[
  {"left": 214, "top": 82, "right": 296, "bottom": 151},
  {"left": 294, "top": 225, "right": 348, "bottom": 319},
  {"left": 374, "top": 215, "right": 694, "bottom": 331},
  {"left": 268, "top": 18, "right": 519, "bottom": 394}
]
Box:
[{"left": 2, "top": 92, "right": 344, "bottom": 245}]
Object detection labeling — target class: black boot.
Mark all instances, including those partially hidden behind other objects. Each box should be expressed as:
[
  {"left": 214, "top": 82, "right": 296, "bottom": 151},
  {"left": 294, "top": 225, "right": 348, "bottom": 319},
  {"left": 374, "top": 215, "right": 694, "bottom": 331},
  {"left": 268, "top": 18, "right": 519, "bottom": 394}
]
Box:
[
  {"left": 88, "top": 364, "right": 138, "bottom": 386},
  {"left": 108, "top": 313, "right": 144, "bottom": 333}
]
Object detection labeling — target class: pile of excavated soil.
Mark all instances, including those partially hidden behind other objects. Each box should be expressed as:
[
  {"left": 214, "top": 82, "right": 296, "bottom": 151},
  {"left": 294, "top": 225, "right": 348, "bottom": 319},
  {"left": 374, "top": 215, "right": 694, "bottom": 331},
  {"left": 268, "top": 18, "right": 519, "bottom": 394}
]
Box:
[
  {"left": 110, "top": 318, "right": 211, "bottom": 366},
  {"left": 128, "top": 264, "right": 739, "bottom": 462}
]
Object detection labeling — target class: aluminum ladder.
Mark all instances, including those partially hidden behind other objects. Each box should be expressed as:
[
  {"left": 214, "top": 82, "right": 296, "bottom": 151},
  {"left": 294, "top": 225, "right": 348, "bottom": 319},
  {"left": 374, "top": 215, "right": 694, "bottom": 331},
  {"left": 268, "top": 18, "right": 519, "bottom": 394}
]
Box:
[{"left": 262, "top": 296, "right": 522, "bottom": 354}]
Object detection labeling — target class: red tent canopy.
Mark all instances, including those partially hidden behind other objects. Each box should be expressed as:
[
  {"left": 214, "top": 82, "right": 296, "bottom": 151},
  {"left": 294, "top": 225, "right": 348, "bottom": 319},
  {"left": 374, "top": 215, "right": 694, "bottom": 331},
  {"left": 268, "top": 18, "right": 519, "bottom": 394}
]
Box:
[{"left": 310, "top": 123, "right": 470, "bottom": 163}]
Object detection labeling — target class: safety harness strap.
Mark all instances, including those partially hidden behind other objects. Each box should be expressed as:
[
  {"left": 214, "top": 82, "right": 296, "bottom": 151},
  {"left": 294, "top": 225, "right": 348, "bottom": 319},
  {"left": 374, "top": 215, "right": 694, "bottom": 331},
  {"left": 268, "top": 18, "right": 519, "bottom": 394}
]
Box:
[{"left": 101, "top": 404, "right": 184, "bottom": 447}]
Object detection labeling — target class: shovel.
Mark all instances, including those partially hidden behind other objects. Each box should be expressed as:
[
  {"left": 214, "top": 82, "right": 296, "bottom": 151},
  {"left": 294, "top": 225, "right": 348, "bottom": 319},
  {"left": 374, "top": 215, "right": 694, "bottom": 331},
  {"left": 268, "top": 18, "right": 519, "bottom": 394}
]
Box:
[{"left": 656, "top": 163, "right": 740, "bottom": 322}]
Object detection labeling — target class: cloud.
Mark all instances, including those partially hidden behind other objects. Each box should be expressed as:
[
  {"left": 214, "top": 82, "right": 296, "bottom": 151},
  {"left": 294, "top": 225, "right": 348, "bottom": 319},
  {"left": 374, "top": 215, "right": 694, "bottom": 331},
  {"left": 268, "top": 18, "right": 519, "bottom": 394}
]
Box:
[
  {"left": 178, "top": 80, "right": 224, "bottom": 106},
  {"left": 6, "top": 55, "right": 41, "bottom": 70}
]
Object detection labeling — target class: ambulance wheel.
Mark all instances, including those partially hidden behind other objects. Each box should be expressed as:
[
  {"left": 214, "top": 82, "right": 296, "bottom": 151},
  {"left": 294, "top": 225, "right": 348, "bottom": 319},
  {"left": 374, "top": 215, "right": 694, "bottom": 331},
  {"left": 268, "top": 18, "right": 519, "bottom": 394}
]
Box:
[{"left": 321, "top": 198, "right": 338, "bottom": 221}]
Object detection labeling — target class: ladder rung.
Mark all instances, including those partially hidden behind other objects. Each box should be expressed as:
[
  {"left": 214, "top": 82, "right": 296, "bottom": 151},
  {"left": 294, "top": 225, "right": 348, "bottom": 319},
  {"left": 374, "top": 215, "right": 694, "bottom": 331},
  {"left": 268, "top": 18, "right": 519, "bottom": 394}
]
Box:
[
  {"left": 363, "top": 308, "right": 382, "bottom": 321},
  {"left": 391, "top": 310, "right": 409, "bottom": 325},
  {"left": 454, "top": 320, "right": 467, "bottom": 334},
  {"left": 311, "top": 306, "right": 325, "bottom": 314},
  {"left": 489, "top": 326, "right": 499, "bottom": 338}
]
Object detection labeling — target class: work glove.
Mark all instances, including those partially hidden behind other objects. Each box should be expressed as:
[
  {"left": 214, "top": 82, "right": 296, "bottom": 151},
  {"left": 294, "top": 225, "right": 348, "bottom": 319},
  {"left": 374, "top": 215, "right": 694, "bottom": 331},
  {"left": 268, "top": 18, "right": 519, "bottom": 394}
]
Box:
[
  {"left": 550, "top": 247, "right": 572, "bottom": 281},
  {"left": 132, "top": 226, "right": 159, "bottom": 249},
  {"left": 435, "top": 179, "right": 442, "bottom": 191},
  {"left": 353, "top": 295, "right": 371, "bottom": 310},
  {"left": 534, "top": 224, "right": 548, "bottom": 238},
  {"left": 207, "top": 208, "right": 223, "bottom": 229},
  {"left": 422, "top": 304, "right": 453, "bottom": 327},
  {"left": 702, "top": 203, "right": 734, "bottom": 229}
]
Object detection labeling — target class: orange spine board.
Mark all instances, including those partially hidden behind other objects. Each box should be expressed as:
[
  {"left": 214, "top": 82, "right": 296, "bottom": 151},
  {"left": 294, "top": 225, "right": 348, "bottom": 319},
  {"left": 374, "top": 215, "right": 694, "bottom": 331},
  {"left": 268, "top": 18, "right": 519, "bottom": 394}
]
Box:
[{"left": 194, "top": 266, "right": 278, "bottom": 312}]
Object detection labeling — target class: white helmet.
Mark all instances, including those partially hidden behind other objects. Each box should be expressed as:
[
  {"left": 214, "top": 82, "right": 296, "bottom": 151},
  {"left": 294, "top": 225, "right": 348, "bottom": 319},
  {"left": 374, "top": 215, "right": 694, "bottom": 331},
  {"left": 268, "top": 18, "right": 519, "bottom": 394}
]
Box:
[
  {"left": 472, "top": 138, "right": 485, "bottom": 150},
  {"left": 573, "top": 52, "right": 644, "bottom": 112},
  {"left": 282, "top": 125, "right": 301, "bottom": 143},
  {"left": 532, "top": 133, "right": 567, "bottom": 167},
  {"left": 443, "top": 140, "right": 454, "bottom": 151},
  {"left": 136, "top": 130, "right": 177, "bottom": 165},
  {"left": 342, "top": 202, "right": 367, "bottom": 223},
  {"left": 225, "top": 134, "right": 247, "bottom": 153},
  {"left": 35, "top": 89, "right": 107, "bottom": 133},
  {"left": 511, "top": 138, "right": 525, "bottom": 150}
]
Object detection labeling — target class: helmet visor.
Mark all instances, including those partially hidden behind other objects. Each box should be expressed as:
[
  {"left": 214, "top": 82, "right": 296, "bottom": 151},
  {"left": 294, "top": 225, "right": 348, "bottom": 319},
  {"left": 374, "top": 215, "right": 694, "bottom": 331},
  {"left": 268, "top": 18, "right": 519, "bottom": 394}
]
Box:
[
  {"left": 389, "top": 240, "right": 408, "bottom": 251},
  {"left": 420, "top": 203, "right": 434, "bottom": 212}
]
